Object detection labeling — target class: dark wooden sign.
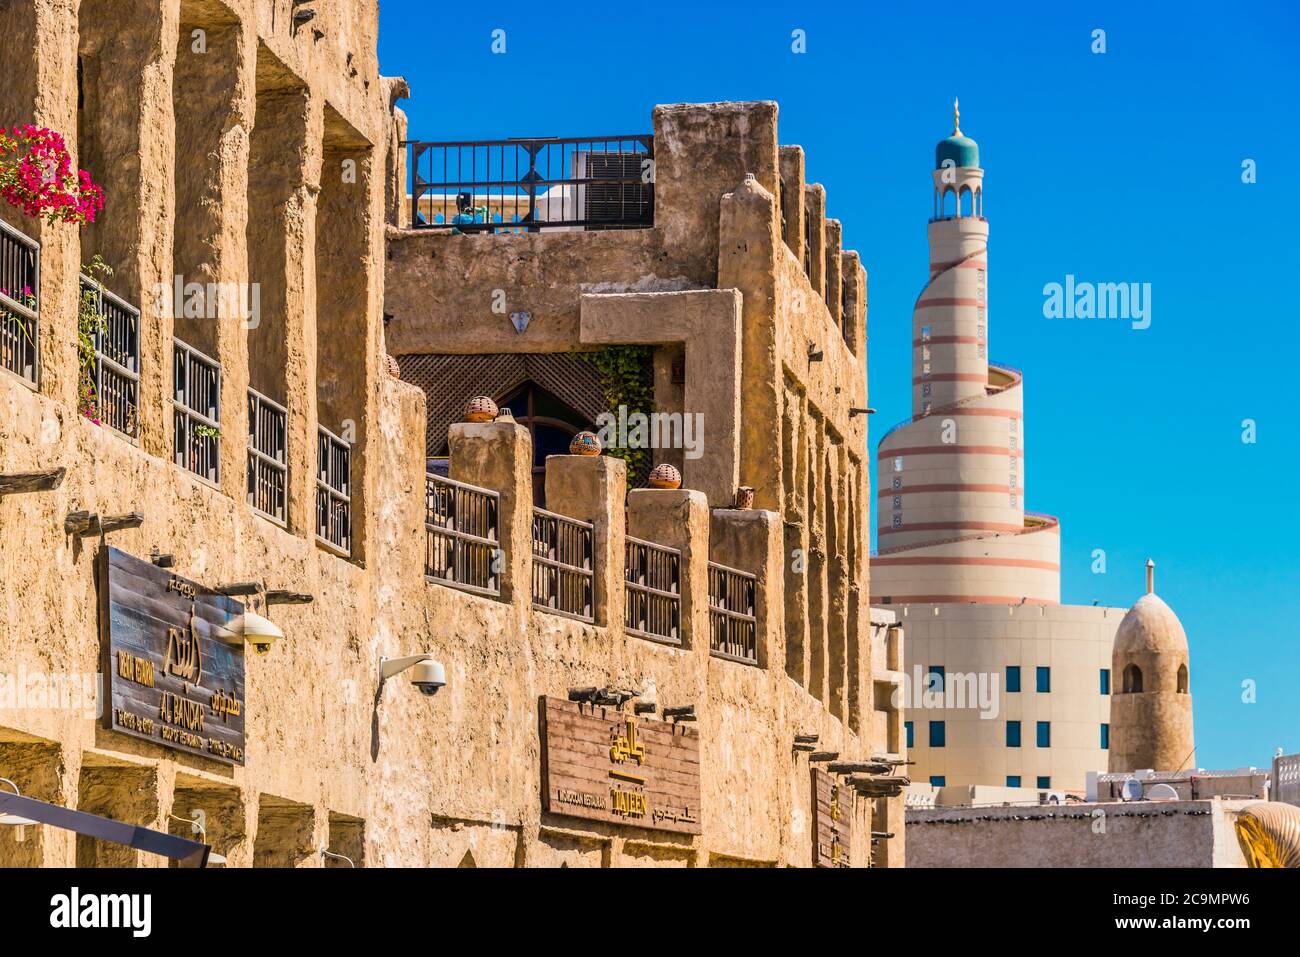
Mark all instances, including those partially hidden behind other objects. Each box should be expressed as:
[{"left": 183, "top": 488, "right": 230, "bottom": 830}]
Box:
[
  {"left": 97, "top": 547, "right": 247, "bottom": 766},
  {"left": 539, "top": 696, "right": 701, "bottom": 835},
  {"left": 812, "top": 767, "right": 851, "bottom": 867}
]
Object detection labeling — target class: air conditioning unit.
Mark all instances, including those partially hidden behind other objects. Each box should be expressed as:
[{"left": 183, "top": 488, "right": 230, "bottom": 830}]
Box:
[{"left": 570, "top": 151, "right": 651, "bottom": 228}]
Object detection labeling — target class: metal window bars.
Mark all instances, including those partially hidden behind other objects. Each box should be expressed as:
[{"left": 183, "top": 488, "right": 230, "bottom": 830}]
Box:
[
  {"left": 316, "top": 424, "right": 351, "bottom": 555},
  {"left": 172, "top": 338, "right": 221, "bottom": 484},
  {"left": 707, "top": 560, "right": 758, "bottom": 665},
  {"left": 0, "top": 218, "right": 39, "bottom": 386},
  {"left": 530, "top": 507, "right": 594, "bottom": 622},
  {"left": 408, "top": 135, "right": 654, "bottom": 233},
  {"left": 247, "top": 388, "right": 288, "bottom": 523},
  {"left": 425, "top": 473, "right": 501, "bottom": 597},
  {"left": 78, "top": 274, "right": 140, "bottom": 440},
  {"left": 624, "top": 536, "right": 681, "bottom": 644}
]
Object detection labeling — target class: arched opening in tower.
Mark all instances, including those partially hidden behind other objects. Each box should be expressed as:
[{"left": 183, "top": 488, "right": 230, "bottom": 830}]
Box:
[{"left": 1122, "top": 663, "right": 1143, "bottom": 694}]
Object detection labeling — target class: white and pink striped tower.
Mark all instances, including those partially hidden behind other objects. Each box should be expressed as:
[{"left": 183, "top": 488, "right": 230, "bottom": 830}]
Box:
[{"left": 873, "top": 102, "right": 1061, "bottom": 605}]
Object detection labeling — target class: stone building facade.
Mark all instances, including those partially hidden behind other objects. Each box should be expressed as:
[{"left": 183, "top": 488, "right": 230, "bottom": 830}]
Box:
[{"left": 0, "top": 2, "right": 903, "bottom": 867}]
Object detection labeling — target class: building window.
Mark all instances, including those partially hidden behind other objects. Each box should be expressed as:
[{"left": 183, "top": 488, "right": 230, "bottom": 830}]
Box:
[
  {"left": 1177, "top": 663, "right": 1189, "bottom": 694},
  {"left": 920, "top": 324, "right": 931, "bottom": 341},
  {"left": 1036, "top": 666, "right": 1051, "bottom": 693},
  {"left": 1006, "top": 720, "right": 1021, "bottom": 747},
  {"left": 893, "top": 457, "right": 904, "bottom": 472},
  {"left": 1006, "top": 666, "right": 1021, "bottom": 692},
  {"left": 927, "top": 665, "right": 945, "bottom": 693},
  {"left": 929, "top": 721, "right": 946, "bottom": 748},
  {"left": 905, "top": 721, "right": 914, "bottom": 749},
  {"left": 1100, "top": 668, "right": 1111, "bottom": 695},
  {"left": 930, "top": 776, "right": 946, "bottom": 787},
  {"left": 1101, "top": 723, "right": 1110, "bottom": 750},
  {"left": 1036, "top": 776, "right": 1051, "bottom": 789},
  {"left": 1036, "top": 721, "right": 1051, "bottom": 748},
  {"left": 1006, "top": 775, "right": 1021, "bottom": 788}
]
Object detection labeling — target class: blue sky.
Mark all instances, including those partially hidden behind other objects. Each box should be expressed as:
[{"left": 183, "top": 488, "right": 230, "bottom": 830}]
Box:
[{"left": 379, "top": 0, "right": 1300, "bottom": 770}]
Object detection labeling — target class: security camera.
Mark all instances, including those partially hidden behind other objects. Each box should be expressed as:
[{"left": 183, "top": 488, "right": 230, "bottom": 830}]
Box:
[
  {"left": 379, "top": 654, "right": 446, "bottom": 697},
  {"left": 222, "top": 611, "right": 284, "bottom": 656},
  {"left": 410, "top": 658, "right": 446, "bottom": 696}
]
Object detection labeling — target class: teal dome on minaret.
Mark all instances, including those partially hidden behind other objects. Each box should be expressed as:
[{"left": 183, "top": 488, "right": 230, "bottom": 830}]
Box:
[{"left": 935, "top": 97, "right": 979, "bottom": 169}]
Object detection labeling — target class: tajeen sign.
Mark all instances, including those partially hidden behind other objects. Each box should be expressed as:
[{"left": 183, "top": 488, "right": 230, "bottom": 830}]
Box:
[
  {"left": 811, "top": 767, "right": 851, "bottom": 867},
  {"left": 539, "top": 696, "right": 701, "bottom": 835},
  {"left": 97, "top": 547, "right": 247, "bottom": 765}
]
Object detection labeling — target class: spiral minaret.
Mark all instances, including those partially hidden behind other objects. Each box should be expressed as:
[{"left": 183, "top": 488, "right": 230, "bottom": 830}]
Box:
[{"left": 873, "top": 103, "right": 1061, "bottom": 605}]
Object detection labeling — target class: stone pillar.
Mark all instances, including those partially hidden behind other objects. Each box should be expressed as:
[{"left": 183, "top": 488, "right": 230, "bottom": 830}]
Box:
[
  {"left": 824, "top": 219, "right": 843, "bottom": 328},
  {"left": 448, "top": 421, "right": 533, "bottom": 608},
  {"left": 777, "top": 145, "right": 806, "bottom": 265},
  {"left": 543, "top": 454, "right": 627, "bottom": 629},
  {"left": 651, "top": 101, "right": 780, "bottom": 287},
  {"left": 803, "top": 184, "right": 826, "bottom": 299},
  {"left": 627, "top": 489, "right": 709, "bottom": 651},
  {"left": 708, "top": 508, "right": 784, "bottom": 670},
  {"left": 718, "top": 175, "right": 782, "bottom": 513},
  {"left": 841, "top": 251, "right": 867, "bottom": 360}
]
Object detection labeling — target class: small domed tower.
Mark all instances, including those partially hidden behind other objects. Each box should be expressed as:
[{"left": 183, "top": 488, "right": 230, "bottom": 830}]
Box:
[{"left": 1109, "top": 560, "right": 1195, "bottom": 772}]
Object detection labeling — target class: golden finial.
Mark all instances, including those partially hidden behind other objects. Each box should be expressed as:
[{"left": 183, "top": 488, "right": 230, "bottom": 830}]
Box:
[{"left": 953, "top": 97, "right": 961, "bottom": 135}]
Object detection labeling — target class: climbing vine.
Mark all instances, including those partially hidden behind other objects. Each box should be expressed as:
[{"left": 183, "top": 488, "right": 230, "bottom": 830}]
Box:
[{"left": 583, "top": 345, "right": 655, "bottom": 479}]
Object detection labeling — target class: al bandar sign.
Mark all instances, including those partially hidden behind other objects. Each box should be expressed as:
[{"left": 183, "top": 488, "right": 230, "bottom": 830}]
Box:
[
  {"left": 539, "top": 696, "right": 701, "bottom": 835},
  {"left": 96, "top": 547, "right": 247, "bottom": 766}
]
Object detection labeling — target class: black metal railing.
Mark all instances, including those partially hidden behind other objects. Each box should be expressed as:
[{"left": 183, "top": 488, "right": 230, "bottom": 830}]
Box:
[
  {"left": 173, "top": 339, "right": 221, "bottom": 483},
  {"left": 79, "top": 275, "right": 140, "bottom": 439},
  {"left": 408, "top": 135, "right": 653, "bottom": 233},
  {"left": 0, "top": 219, "right": 39, "bottom": 385},
  {"left": 707, "top": 561, "right": 758, "bottom": 665},
  {"left": 531, "top": 507, "right": 593, "bottom": 622},
  {"left": 625, "top": 536, "right": 681, "bottom": 644},
  {"left": 316, "top": 424, "right": 351, "bottom": 555},
  {"left": 426, "top": 473, "right": 500, "bottom": 597},
  {"left": 247, "top": 388, "right": 288, "bottom": 523}
]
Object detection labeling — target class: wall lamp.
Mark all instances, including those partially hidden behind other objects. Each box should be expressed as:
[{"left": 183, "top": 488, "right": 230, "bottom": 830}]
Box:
[
  {"left": 379, "top": 654, "right": 446, "bottom": 697},
  {"left": 320, "top": 846, "right": 355, "bottom": 867},
  {"left": 0, "top": 778, "right": 37, "bottom": 828},
  {"left": 0, "top": 467, "right": 65, "bottom": 497},
  {"left": 168, "top": 813, "right": 227, "bottom": 866},
  {"left": 227, "top": 611, "right": 284, "bottom": 656}
]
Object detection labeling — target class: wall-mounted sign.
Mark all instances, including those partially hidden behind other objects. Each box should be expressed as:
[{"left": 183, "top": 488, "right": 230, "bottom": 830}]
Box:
[
  {"left": 97, "top": 547, "right": 247, "bottom": 766},
  {"left": 539, "top": 696, "right": 701, "bottom": 835},
  {"left": 812, "top": 768, "right": 851, "bottom": 867}
]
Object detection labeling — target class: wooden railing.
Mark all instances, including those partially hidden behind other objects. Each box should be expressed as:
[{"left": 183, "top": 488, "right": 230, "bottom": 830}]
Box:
[
  {"left": 172, "top": 338, "right": 221, "bottom": 484},
  {"left": 625, "top": 536, "right": 681, "bottom": 644},
  {"left": 531, "top": 507, "right": 593, "bottom": 622},
  {"left": 79, "top": 275, "right": 140, "bottom": 440},
  {"left": 707, "top": 561, "right": 758, "bottom": 664},
  {"left": 426, "top": 473, "right": 500, "bottom": 597},
  {"left": 0, "top": 218, "right": 39, "bottom": 386},
  {"left": 247, "top": 388, "right": 287, "bottom": 523},
  {"left": 316, "top": 424, "right": 351, "bottom": 555}
]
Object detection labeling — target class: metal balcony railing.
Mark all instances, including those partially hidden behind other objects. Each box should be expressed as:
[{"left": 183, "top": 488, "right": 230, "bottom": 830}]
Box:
[
  {"left": 408, "top": 135, "right": 654, "bottom": 233},
  {"left": 173, "top": 339, "right": 221, "bottom": 484},
  {"left": 316, "top": 424, "right": 351, "bottom": 555},
  {"left": 79, "top": 275, "right": 140, "bottom": 440},
  {"left": 247, "top": 388, "right": 287, "bottom": 523},
  {"left": 0, "top": 219, "right": 39, "bottom": 386},
  {"left": 530, "top": 507, "right": 593, "bottom": 622},
  {"left": 707, "top": 561, "right": 758, "bottom": 665},
  {"left": 426, "top": 473, "right": 500, "bottom": 597},
  {"left": 625, "top": 536, "right": 681, "bottom": 644}
]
